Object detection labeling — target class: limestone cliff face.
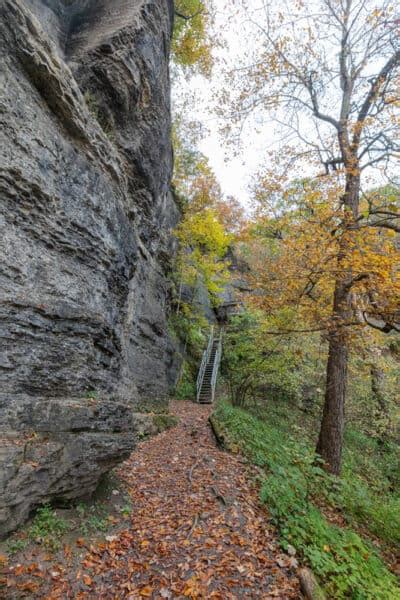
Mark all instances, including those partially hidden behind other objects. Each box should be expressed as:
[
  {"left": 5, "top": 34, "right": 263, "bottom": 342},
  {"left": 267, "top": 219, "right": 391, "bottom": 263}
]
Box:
[{"left": 0, "top": 0, "right": 178, "bottom": 536}]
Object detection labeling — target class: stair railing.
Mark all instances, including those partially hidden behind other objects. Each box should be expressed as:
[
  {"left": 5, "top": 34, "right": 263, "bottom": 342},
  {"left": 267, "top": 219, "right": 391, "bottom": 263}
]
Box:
[
  {"left": 210, "top": 332, "right": 223, "bottom": 403},
  {"left": 196, "top": 326, "right": 214, "bottom": 402}
]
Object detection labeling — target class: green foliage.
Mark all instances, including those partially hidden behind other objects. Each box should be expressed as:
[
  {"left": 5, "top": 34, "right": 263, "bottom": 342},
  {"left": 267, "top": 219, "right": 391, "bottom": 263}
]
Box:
[
  {"left": 169, "top": 310, "right": 207, "bottom": 357},
  {"left": 6, "top": 538, "right": 28, "bottom": 555},
  {"left": 168, "top": 307, "right": 207, "bottom": 399},
  {"left": 343, "top": 430, "right": 400, "bottom": 493},
  {"left": 222, "top": 310, "right": 326, "bottom": 408},
  {"left": 339, "top": 431, "right": 400, "bottom": 546},
  {"left": 152, "top": 414, "right": 179, "bottom": 432},
  {"left": 175, "top": 363, "right": 196, "bottom": 400},
  {"left": 29, "top": 505, "right": 70, "bottom": 550},
  {"left": 213, "top": 402, "right": 400, "bottom": 599},
  {"left": 120, "top": 504, "right": 132, "bottom": 517},
  {"left": 77, "top": 502, "right": 110, "bottom": 536}
]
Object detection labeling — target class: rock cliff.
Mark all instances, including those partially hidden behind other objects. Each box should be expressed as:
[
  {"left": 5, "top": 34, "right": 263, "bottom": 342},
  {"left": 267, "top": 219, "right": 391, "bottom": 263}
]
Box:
[{"left": 0, "top": 0, "right": 178, "bottom": 536}]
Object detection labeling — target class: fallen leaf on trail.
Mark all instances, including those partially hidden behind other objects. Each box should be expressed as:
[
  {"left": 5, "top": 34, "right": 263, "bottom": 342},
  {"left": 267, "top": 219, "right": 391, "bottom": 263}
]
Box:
[
  {"left": 139, "top": 585, "right": 153, "bottom": 596},
  {"left": 17, "top": 580, "right": 40, "bottom": 593},
  {"left": 276, "top": 555, "right": 290, "bottom": 568}
]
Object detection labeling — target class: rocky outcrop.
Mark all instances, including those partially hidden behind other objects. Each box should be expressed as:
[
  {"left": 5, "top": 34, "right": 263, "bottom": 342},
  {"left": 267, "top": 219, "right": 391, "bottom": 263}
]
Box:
[{"left": 0, "top": 0, "right": 177, "bottom": 536}]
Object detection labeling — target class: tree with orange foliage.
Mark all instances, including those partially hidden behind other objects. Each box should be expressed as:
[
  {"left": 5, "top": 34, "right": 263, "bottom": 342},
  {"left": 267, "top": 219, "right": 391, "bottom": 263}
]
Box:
[
  {"left": 225, "top": 0, "right": 399, "bottom": 473},
  {"left": 245, "top": 171, "right": 399, "bottom": 474}
]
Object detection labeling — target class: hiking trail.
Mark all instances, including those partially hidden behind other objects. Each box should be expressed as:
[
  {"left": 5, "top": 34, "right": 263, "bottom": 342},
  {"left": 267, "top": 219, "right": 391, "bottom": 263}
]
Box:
[{"left": 5, "top": 401, "right": 300, "bottom": 599}]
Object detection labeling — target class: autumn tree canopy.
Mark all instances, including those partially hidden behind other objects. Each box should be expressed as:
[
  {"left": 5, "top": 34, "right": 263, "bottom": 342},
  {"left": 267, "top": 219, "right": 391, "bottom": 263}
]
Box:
[
  {"left": 173, "top": 0, "right": 214, "bottom": 76},
  {"left": 222, "top": 0, "right": 400, "bottom": 474}
]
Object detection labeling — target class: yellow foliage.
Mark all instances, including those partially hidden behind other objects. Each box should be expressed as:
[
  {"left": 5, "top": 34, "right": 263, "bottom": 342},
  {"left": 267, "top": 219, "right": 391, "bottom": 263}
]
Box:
[
  {"left": 173, "top": 0, "right": 214, "bottom": 76},
  {"left": 176, "top": 208, "right": 232, "bottom": 300},
  {"left": 172, "top": 121, "right": 222, "bottom": 212}
]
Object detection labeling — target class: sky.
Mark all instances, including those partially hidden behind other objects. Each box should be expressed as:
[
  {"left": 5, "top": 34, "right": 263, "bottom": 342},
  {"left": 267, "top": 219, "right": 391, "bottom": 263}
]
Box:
[
  {"left": 173, "top": 0, "right": 272, "bottom": 207},
  {"left": 174, "top": 0, "right": 330, "bottom": 206},
  {"left": 173, "top": 0, "right": 399, "bottom": 207}
]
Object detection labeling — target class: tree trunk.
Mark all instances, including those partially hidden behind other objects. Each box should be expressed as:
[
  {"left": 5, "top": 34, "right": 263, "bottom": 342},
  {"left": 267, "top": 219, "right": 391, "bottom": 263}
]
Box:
[
  {"left": 316, "top": 172, "right": 359, "bottom": 475},
  {"left": 316, "top": 283, "right": 349, "bottom": 475}
]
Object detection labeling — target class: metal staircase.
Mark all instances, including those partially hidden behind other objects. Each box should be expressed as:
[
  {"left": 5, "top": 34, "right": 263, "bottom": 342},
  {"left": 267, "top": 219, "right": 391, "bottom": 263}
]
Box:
[{"left": 196, "top": 327, "right": 222, "bottom": 404}]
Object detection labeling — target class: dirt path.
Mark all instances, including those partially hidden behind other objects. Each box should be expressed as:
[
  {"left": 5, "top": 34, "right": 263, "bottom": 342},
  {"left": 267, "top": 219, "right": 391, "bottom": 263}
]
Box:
[{"left": 4, "top": 401, "right": 300, "bottom": 599}]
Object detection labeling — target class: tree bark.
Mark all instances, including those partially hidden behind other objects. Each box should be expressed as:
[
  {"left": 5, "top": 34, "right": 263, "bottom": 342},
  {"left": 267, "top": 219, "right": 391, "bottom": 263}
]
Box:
[
  {"left": 316, "top": 282, "right": 349, "bottom": 475},
  {"left": 316, "top": 172, "right": 359, "bottom": 475}
]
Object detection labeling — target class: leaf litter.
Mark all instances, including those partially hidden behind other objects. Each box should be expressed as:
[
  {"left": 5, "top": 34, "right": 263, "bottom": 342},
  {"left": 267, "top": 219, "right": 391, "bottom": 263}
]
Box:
[{"left": 2, "top": 401, "right": 300, "bottom": 599}]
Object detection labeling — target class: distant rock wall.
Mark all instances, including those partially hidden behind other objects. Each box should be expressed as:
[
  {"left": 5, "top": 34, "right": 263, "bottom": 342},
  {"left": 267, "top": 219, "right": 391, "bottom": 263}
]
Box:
[{"left": 0, "top": 0, "right": 177, "bottom": 536}]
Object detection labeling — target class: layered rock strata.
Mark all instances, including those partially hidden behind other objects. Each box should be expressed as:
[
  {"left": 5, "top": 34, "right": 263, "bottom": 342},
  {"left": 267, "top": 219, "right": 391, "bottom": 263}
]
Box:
[{"left": 0, "top": 0, "right": 177, "bottom": 536}]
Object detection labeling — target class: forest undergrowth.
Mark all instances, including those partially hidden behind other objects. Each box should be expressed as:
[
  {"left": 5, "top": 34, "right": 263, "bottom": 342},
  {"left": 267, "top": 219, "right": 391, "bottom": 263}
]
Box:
[{"left": 211, "top": 399, "right": 400, "bottom": 599}]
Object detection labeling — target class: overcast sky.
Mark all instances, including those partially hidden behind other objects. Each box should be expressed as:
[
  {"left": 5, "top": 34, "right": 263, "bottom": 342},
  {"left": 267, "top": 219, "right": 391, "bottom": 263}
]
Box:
[
  {"left": 173, "top": 0, "right": 399, "bottom": 207},
  {"left": 173, "top": 0, "right": 272, "bottom": 207}
]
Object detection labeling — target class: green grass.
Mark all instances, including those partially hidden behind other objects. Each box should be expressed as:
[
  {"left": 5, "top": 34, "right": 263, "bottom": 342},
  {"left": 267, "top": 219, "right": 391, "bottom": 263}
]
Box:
[
  {"left": 212, "top": 401, "right": 400, "bottom": 599},
  {"left": 77, "top": 501, "right": 110, "bottom": 536},
  {"left": 120, "top": 504, "right": 132, "bottom": 517},
  {"left": 28, "top": 505, "right": 70, "bottom": 551},
  {"left": 6, "top": 538, "right": 28, "bottom": 556},
  {"left": 247, "top": 398, "right": 400, "bottom": 548}
]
